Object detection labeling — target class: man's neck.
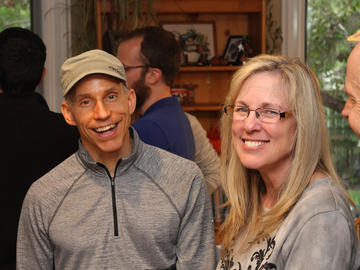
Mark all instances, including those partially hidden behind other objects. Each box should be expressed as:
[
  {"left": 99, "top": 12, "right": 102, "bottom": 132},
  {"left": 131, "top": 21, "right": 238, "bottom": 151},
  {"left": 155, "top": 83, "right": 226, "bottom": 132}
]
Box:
[
  {"left": 84, "top": 135, "right": 133, "bottom": 178},
  {"left": 139, "top": 84, "right": 172, "bottom": 115},
  {"left": 0, "top": 88, "right": 3, "bottom": 93}
]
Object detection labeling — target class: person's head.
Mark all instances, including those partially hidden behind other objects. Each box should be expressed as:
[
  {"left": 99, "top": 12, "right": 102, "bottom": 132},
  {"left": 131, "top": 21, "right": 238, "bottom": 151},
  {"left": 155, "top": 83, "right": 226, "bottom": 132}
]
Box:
[
  {"left": 0, "top": 27, "right": 46, "bottom": 93},
  {"left": 220, "top": 55, "right": 343, "bottom": 250},
  {"left": 222, "top": 55, "right": 328, "bottom": 181},
  {"left": 226, "top": 70, "right": 297, "bottom": 177},
  {"left": 117, "top": 26, "right": 181, "bottom": 110},
  {"left": 342, "top": 41, "right": 360, "bottom": 137},
  {"left": 60, "top": 49, "right": 136, "bottom": 162}
]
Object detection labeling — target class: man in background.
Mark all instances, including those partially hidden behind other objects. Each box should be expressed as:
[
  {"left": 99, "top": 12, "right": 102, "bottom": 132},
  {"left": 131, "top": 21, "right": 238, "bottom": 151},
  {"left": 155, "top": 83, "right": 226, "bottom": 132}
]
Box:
[
  {"left": 342, "top": 30, "right": 360, "bottom": 137},
  {"left": 0, "top": 27, "right": 79, "bottom": 269},
  {"left": 117, "top": 26, "right": 220, "bottom": 193},
  {"left": 117, "top": 26, "right": 195, "bottom": 160}
]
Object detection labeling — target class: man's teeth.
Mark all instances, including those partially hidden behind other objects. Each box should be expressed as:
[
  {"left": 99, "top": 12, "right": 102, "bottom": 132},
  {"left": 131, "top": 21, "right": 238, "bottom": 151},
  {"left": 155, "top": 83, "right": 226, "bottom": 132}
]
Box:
[
  {"left": 95, "top": 124, "right": 116, "bottom": 132},
  {"left": 244, "top": 140, "right": 267, "bottom": 147}
]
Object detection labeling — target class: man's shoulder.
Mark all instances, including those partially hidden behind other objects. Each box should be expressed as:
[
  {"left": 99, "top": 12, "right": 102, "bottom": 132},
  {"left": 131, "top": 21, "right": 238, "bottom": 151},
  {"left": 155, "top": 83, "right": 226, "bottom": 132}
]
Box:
[
  {"left": 27, "top": 153, "right": 85, "bottom": 201},
  {"left": 138, "top": 97, "right": 187, "bottom": 123},
  {"left": 133, "top": 143, "right": 206, "bottom": 212},
  {"left": 135, "top": 143, "right": 203, "bottom": 186},
  {"left": 0, "top": 95, "right": 78, "bottom": 139}
]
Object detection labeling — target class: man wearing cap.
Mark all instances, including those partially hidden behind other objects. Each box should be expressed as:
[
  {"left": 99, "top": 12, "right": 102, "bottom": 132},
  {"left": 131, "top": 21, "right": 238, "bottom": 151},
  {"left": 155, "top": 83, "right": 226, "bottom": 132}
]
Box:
[{"left": 16, "top": 49, "right": 216, "bottom": 270}]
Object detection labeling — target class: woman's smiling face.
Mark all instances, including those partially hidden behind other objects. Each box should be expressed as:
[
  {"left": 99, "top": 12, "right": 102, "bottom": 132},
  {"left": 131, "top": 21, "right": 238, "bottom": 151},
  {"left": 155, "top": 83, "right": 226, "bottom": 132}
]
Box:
[{"left": 232, "top": 71, "right": 297, "bottom": 176}]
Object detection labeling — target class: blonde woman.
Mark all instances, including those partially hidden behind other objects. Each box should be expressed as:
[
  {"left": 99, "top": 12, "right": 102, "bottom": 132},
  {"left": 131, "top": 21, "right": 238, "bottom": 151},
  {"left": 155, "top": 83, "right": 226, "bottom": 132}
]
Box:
[{"left": 217, "top": 55, "right": 360, "bottom": 269}]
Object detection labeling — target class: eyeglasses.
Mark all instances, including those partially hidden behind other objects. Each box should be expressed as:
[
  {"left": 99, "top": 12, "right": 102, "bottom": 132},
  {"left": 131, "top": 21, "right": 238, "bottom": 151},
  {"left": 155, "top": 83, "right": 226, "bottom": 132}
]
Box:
[
  {"left": 123, "top": 65, "right": 150, "bottom": 72},
  {"left": 224, "top": 105, "right": 292, "bottom": 123}
]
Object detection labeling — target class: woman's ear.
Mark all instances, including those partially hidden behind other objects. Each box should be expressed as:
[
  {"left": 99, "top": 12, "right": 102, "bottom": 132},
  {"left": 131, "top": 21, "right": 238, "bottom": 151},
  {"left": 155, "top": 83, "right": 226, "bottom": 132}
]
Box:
[{"left": 61, "top": 101, "right": 77, "bottom": 126}]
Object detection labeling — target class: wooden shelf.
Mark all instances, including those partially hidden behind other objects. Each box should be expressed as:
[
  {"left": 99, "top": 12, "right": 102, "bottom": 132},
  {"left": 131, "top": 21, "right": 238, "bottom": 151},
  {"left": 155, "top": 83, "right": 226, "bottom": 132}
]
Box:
[
  {"left": 183, "top": 103, "right": 222, "bottom": 112},
  {"left": 98, "top": 0, "right": 264, "bottom": 14},
  {"left": 154, "top": 0, "right": 264, "bottom": 13},
  {"left": 179, "top": 66, "right": 241, "bottom": 72}
]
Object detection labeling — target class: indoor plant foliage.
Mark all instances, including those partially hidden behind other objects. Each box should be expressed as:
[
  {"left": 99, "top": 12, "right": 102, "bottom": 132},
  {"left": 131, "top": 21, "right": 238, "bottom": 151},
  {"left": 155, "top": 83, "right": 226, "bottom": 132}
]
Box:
[
  {"left": 99, "top": 0, "right": 157, "bottom": 31},
  {"left": 71, "top": 0, "right": 157, "bottom": 54}
]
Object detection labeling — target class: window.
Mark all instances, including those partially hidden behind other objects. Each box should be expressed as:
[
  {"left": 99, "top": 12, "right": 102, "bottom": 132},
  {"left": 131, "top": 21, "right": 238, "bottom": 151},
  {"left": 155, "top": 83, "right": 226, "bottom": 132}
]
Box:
[
  {"left": 0, "top": 0, "right": 31, "bottom": 31},
  {"left": 307, "top": 0, "right": 360, "bottom": 209}
]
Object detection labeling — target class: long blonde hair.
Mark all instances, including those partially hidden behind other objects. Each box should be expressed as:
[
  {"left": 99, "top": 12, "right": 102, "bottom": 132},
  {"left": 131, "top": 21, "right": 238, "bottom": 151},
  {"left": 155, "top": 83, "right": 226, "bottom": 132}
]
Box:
[{"left": 219, "top": 55, "right": 355, "bottom": 252}]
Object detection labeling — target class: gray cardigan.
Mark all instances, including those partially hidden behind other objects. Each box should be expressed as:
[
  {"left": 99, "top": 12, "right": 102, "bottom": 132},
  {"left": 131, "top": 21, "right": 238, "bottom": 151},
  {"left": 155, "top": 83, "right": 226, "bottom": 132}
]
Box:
[
  {"left": 217, "top": 178, "right": 360, "bottom": 270},
  {"left": 17, "top": 128, "right": 216, "bottom": 269}
]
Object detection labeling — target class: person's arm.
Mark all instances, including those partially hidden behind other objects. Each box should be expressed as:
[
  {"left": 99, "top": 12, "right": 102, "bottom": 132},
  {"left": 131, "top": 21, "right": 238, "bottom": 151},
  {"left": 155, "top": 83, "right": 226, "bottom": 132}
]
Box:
[
  {"left": 283, "top": 211, "right": 357, "bottom": 269},
  {"left": 17, "top": 186, "right": 54, "bottom": 269},
  {"left": 176, "top": 174, "right": 216, "bottom": 270},
  {"left": 185, "top": 113, "right": 220, "bottom": 194}
]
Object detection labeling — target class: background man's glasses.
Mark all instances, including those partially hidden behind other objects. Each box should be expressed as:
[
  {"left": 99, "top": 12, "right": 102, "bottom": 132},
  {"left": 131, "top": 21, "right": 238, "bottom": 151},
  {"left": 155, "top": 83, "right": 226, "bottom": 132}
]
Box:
[
  {"left": 224, "top": 105, "right": 291, "bottom": 123},
  {"left": 123, "top": 65, "right": 150, "bottom": 72}
]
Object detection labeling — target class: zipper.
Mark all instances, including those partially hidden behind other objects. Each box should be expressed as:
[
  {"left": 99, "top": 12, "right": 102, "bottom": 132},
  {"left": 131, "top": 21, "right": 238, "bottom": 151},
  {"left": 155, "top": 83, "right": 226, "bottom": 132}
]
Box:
[
  {"left": 98, "top": 160, "right": 121, "bottom": 236},
  {"left": 110, "top": 175, "right": 119, "bottom": 236}
]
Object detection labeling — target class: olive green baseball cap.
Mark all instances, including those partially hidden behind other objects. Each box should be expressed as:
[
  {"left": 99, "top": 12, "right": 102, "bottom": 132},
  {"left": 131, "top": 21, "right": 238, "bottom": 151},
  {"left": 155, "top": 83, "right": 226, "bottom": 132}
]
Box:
[{"left": 60, "top": 49, "right": 127, "bottom": 96}]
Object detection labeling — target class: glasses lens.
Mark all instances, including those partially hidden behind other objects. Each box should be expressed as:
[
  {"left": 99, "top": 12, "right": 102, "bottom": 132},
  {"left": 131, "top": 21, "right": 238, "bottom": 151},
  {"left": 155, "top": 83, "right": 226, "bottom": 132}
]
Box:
[
  {"left": 257, "top": 108, "right": 280, "bottom": 123},
  {"left": 236, "top": 107, "right": 250, "bottom": 120}
]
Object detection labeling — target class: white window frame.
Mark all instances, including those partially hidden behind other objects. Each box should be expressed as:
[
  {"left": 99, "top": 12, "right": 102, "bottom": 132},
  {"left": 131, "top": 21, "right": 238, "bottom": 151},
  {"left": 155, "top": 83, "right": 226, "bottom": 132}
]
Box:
[
  {"left": 33, "top": 0, "right": 72, "bottom": 112},
  {"left": 281, "top": 0, "right": 306, "bottom": 61}
]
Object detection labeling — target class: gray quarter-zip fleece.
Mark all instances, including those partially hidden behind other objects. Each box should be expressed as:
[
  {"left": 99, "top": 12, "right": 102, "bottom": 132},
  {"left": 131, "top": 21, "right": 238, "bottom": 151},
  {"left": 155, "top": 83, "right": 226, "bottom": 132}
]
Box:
[{"left": 17, "top": 128, "right": 216, "bottom": 270}]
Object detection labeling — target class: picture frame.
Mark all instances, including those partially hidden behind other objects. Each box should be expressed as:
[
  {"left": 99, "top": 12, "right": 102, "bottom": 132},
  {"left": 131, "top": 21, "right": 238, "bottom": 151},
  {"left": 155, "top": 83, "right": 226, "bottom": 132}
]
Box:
[
  {"left": 223, "top": 35, "right": 248, "bottom": 65},
  {"left": 161, "top": 22, "right": 216, "bottom": 65}
]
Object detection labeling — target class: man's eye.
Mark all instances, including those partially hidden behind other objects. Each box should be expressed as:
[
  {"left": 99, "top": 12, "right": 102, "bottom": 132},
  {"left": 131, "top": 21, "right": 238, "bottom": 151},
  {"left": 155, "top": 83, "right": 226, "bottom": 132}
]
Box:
[
  {"left": 80, "top": 100, "right": 90, "bottom": 106},
  {"left": 106, "top": 94, "right": 118, "bottom": 103}
]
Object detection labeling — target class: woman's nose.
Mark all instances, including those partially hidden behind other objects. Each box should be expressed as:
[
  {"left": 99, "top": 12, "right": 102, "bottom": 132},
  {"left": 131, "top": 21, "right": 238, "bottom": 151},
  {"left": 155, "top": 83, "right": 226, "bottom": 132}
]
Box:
[{"left": 243, "top": 110, "right": 261, "bottom": 131}]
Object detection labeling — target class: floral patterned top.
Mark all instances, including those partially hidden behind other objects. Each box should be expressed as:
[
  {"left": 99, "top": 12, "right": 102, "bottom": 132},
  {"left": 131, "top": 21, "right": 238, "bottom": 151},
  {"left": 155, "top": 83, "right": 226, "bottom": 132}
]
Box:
[{"left": 216, "top": 178, "right": 360, "bottom": 270}]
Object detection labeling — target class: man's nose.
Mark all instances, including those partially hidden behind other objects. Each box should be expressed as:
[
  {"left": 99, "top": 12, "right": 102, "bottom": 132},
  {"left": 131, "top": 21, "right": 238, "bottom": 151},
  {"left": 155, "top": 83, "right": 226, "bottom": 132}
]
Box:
[
  {"left": 94, "top": 101, "right": 110, "bottom": 119},
  {"left": 342, "top": 99, "right": 350, "bottom": 118}
]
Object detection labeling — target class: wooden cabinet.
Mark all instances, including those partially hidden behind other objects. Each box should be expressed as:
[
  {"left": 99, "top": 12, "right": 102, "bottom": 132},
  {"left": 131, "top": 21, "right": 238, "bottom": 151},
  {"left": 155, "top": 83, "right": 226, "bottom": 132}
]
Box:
[
  {"left": 96, "top": 0, "right": 267, "bottom": 133},
  {"left": 155, "top": 0, "right": 267, "bottom": 133}
]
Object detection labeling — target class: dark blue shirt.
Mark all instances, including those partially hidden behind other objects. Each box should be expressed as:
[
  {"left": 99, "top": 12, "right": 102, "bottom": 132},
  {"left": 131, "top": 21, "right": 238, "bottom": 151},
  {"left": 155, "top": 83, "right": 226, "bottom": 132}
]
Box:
[{"left": 132, "top": 96, "right": 195, "bottom": 160}]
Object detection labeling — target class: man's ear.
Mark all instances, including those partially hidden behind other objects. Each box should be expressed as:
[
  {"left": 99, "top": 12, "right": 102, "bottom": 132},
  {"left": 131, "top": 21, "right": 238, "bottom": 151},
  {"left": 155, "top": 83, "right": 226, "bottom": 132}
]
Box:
[
  {"left": 61, "top": 101, "right": 77, "bottom": 126},
  {"left": 38, "top": 68, "right": 46, "bottom": 85},
  {"left": 145, "top": 67, "right": 162, "bottom": 85},
  {"left": 127, "top": 89, "right": 136, "bottom": 115}
]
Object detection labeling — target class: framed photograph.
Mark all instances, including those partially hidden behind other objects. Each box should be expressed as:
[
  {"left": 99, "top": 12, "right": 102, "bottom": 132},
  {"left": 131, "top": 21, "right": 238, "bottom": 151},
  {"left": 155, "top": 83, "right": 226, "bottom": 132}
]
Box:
[
  {"left": 223, "top": 35, "right": 248, "bottom": 65},
  {"left": 161, "top": 22, "right": 216, "bottom": 65}
]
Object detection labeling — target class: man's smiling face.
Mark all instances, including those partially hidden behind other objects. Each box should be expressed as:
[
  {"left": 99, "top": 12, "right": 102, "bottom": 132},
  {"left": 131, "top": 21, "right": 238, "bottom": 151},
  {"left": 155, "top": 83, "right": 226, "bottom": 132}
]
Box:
[{"left": 61, "top": 74, "right": 136, "bottom": 162}]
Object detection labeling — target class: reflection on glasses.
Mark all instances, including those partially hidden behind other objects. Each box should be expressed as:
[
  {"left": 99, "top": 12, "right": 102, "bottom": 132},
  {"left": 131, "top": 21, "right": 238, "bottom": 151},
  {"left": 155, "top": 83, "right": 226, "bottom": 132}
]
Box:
[
  {"left": 224, "top": 105, "right": 291, "bottom": 123},
  {"left": 123, "top": 65, "right": 150, "bottom": 72}
]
